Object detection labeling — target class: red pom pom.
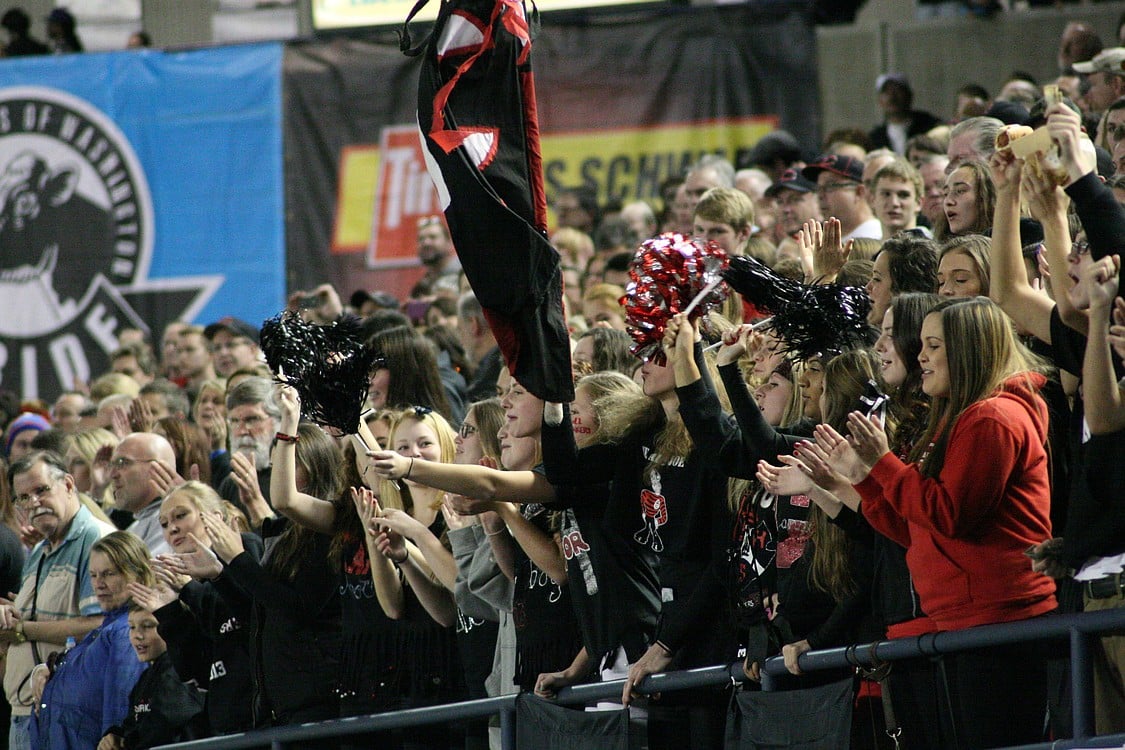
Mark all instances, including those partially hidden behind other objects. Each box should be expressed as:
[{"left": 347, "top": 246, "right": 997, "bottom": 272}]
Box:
[{"left": 621, "top": 233, "right": 729, "bottom": 364}]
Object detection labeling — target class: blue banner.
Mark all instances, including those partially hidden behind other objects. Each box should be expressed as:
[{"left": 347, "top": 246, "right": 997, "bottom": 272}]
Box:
[{"left": 0, "top": 43, "right": 283, "bottom": 401}]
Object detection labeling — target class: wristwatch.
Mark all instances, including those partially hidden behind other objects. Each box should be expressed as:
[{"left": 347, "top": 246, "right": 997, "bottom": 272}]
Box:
[{"left": 12, "top": 621, "right": 26, "bottom": 644}]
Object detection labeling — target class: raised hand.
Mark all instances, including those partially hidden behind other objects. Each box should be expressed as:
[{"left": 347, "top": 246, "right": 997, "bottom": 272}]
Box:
[
  {"left": 374, "top": 527, "right": 408, "bottom": 564},
  {"left": 814, "top": 217, "right": 851, "bottom": 279},
  {"left": 201, "top": 512, "right": 244, "bottom": 563},
  {"left": 446, "top": 494, "right": 498, "bottom": 516},
  {"left": 351, "top": 486, "right": 382, "bottom": 537},
  {"left": 796, "top": 218, "right": 821, "bottom": 279},
  {"left": 128, "top": 397, "right": 156, "bottom": 434},
  {"left": 988, "top": 148, "right": 1022, "bottom": 194},
  {"left": 715, "top": 324, "right": 752, "bottom": 367},
  {"left": 90, "top": 444, "right": 114, "bottom": 500},
  {"left": 788, "top": 442, "right": 841, "bottom": 491},
  {"left": 273, "top": 382, "right": 301, "bottom": 433},
  {"left": 1085, "top": 254, "right": 1121, "bottom": 311},
  {"left": 661, "top": 312, "right": 695, "bottom": 365},
  {"left": 148, "top": 459, "right": 185, "bottom": 499},
  {"left": 1021, "top": 158, "right": 1069, "bottom": 223},
  {"left": 108, "top": 404, "right": 131, "bottom": 439},
  {"left": 164, "top": 532, "right": 222, "bottom": 580},
  {"left": 1108, "top": 297, "right": 1125, "bottom": 360},
  {"left": 126, "top": 581, "right": 179, "bottom": 611},
  {"left": 229, "top": 451, "right": 266, "bottom": 509},
  {"left": 1044, "top": 103, "right": 1089, "bottom": 184}
]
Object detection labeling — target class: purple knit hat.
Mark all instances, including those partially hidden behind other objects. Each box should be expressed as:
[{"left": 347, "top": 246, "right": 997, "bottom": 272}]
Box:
[{"left": 4, "top": 412, "right": 50, "bottom": 456}]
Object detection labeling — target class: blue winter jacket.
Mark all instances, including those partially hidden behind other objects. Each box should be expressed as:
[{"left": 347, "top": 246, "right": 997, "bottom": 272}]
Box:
[{"left": 31, "top": 606, "right": 145, "bottom": 750}]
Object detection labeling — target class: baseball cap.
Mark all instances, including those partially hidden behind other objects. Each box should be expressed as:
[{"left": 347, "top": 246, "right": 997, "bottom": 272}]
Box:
[
  {"left": 802, "top": 154, "right": 864, "bottom": 184},
  {"left": 764, "top": 168, "right": 817, "bottom": 197},
  {"left": 743, "top": 130, "right": 802, "bottom": 169},
  {"left": 1073, "top": 47, "right": 1125, "bottom": 75},
  {"left": 203, "top": 317, "right": 259, "bottom": 345},
  {"left": 349, "top": 289, "right": 400, "bottom": 311},
  {"left": 875, "top": 72, "right": 911, "bottom": 93}
]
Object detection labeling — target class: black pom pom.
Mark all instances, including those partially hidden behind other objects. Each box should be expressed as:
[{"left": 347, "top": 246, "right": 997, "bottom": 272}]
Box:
[
  {"left": 720, "top": 255, "right": 804, "bottom": 314},
  {"left": 768, "top": 284, "right": 873, "bottom": 361},
  {"left": 721, "top": 255, "right": 872, "bottom": 360},
  {"left": 259, "top": 313, "right": 383, "bottom": 435}
]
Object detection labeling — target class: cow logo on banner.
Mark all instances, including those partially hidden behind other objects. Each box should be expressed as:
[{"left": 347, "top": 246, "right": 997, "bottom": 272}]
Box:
[{"left": 0, "top": 86, "right": 214, "bottom": 400}]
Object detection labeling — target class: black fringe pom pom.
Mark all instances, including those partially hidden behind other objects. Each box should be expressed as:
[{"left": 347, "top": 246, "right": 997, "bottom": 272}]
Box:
[
  {"left": 722, "top": 255, "right": 873, "bottom": 360},
  {"left": 259, "top": 313, "right": 383, "bottom": 435}
]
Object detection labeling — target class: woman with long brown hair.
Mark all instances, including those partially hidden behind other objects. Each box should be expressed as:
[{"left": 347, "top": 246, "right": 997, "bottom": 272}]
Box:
[
  {"left": 172, "top": 423, "right": 345, "bottom": 730},
  {"left": 821, "top": 296, "right": 1056, "bottom": 748}
]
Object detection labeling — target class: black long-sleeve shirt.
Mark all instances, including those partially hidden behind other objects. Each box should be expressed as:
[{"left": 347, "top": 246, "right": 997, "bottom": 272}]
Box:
[{"left": 153, "top": 533, "right": 261, "bottom": 735}]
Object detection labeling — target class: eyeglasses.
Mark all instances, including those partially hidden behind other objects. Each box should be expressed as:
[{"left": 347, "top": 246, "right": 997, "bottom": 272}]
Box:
[
  {"left": 776, "top": 192, "right": 811, "bottom": 207},
  {"left": 815, "top": 182, "right": 858, "bottom": 197},
  {"left": 228, "top": 415, "right": 268, "bottom": 430},
  {"left": 458, "top": 423, "right": 478, "bottom": 439},
  {"left": 417, "top": 216, "right": 443, "bottom": 229},
  {"left": 109, "top": 457, "right": 157, "bottom": 470},
  {"left": 14, "top": 483, "right": 56, "bottom": 508},
  {"left": 1072, "top": 240, "right": 1091, "bottom": 258}
]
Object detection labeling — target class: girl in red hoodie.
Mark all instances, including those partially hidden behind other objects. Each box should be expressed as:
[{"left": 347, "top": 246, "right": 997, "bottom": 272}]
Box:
[{"left": 819, "top": 296, "right": 1057, "bottom": 749}]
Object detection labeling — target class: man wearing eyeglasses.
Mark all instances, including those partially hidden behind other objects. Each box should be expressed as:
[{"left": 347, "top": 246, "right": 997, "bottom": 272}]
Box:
[
  {"left": 203, "top": 318, "right": 262, "bottom": 379},
  {"left": 3, "top": 451, "right": 115, "bottom": 750},
  {"left": 217, "top": 377, "right": 280, "bottom": 524},
  {"left": 802, "top": 154, "right": 882, "bottom": 242},
  {"left": 109, "top": 433, "right": 177, "bottom": 555}
]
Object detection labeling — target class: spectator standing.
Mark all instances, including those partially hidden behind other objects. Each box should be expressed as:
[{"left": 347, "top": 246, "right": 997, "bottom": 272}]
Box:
[
  {"left": 0, "top": 9, "right": 46, "bottom": 56},
  {"left": 868, "top": 74, "right": 943, "bottom": 156},
  {"left": 827, "top": 298, "right": 1056, "bottom": 749},
  {"left": 45, "top": 7, "right": 81, "bottom": 54}
]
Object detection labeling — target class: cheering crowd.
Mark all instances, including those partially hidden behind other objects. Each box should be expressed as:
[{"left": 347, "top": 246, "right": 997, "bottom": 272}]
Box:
[{"left": 3, "top": 18, "right": 1125, "bottom": 750}]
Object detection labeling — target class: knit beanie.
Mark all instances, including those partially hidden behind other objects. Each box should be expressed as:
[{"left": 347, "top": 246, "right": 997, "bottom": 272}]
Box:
[{"left": 4, "top": 412, "right": 50, "bottom": 456}]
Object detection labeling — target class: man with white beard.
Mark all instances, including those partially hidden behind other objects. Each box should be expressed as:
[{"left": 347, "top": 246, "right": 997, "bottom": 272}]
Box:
[{"left": 217, "top": 377, "right": 279, "bottom": 523}]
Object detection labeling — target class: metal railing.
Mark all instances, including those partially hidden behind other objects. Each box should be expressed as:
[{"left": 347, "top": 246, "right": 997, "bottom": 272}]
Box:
[{"left": 156, "top": 604, "right": 1125, "bottom": 750}]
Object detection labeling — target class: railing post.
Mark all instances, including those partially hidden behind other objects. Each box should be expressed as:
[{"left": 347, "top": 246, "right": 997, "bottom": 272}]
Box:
[
  {"left": 1070, "top": 625, "right": 1095, "bottom": 740},
  {"left": 500, "top": 704, "right": 516, "bottom": 750}
]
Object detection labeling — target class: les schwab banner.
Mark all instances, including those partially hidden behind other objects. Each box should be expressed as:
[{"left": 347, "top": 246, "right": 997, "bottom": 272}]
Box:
[{"left": 333, "top": 116, "right": 777, "bottom": 268}]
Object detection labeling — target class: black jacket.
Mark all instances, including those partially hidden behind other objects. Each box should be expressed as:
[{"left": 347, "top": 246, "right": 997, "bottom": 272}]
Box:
[
  {"left": 154, "top": 533, "right": 262, "bottom": 734},
  {"left": 104, "top": 652, "right": 206, "bottom": 749},
  {"left": 223, "top": 518, "right": 342, "bottom": 726}
]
